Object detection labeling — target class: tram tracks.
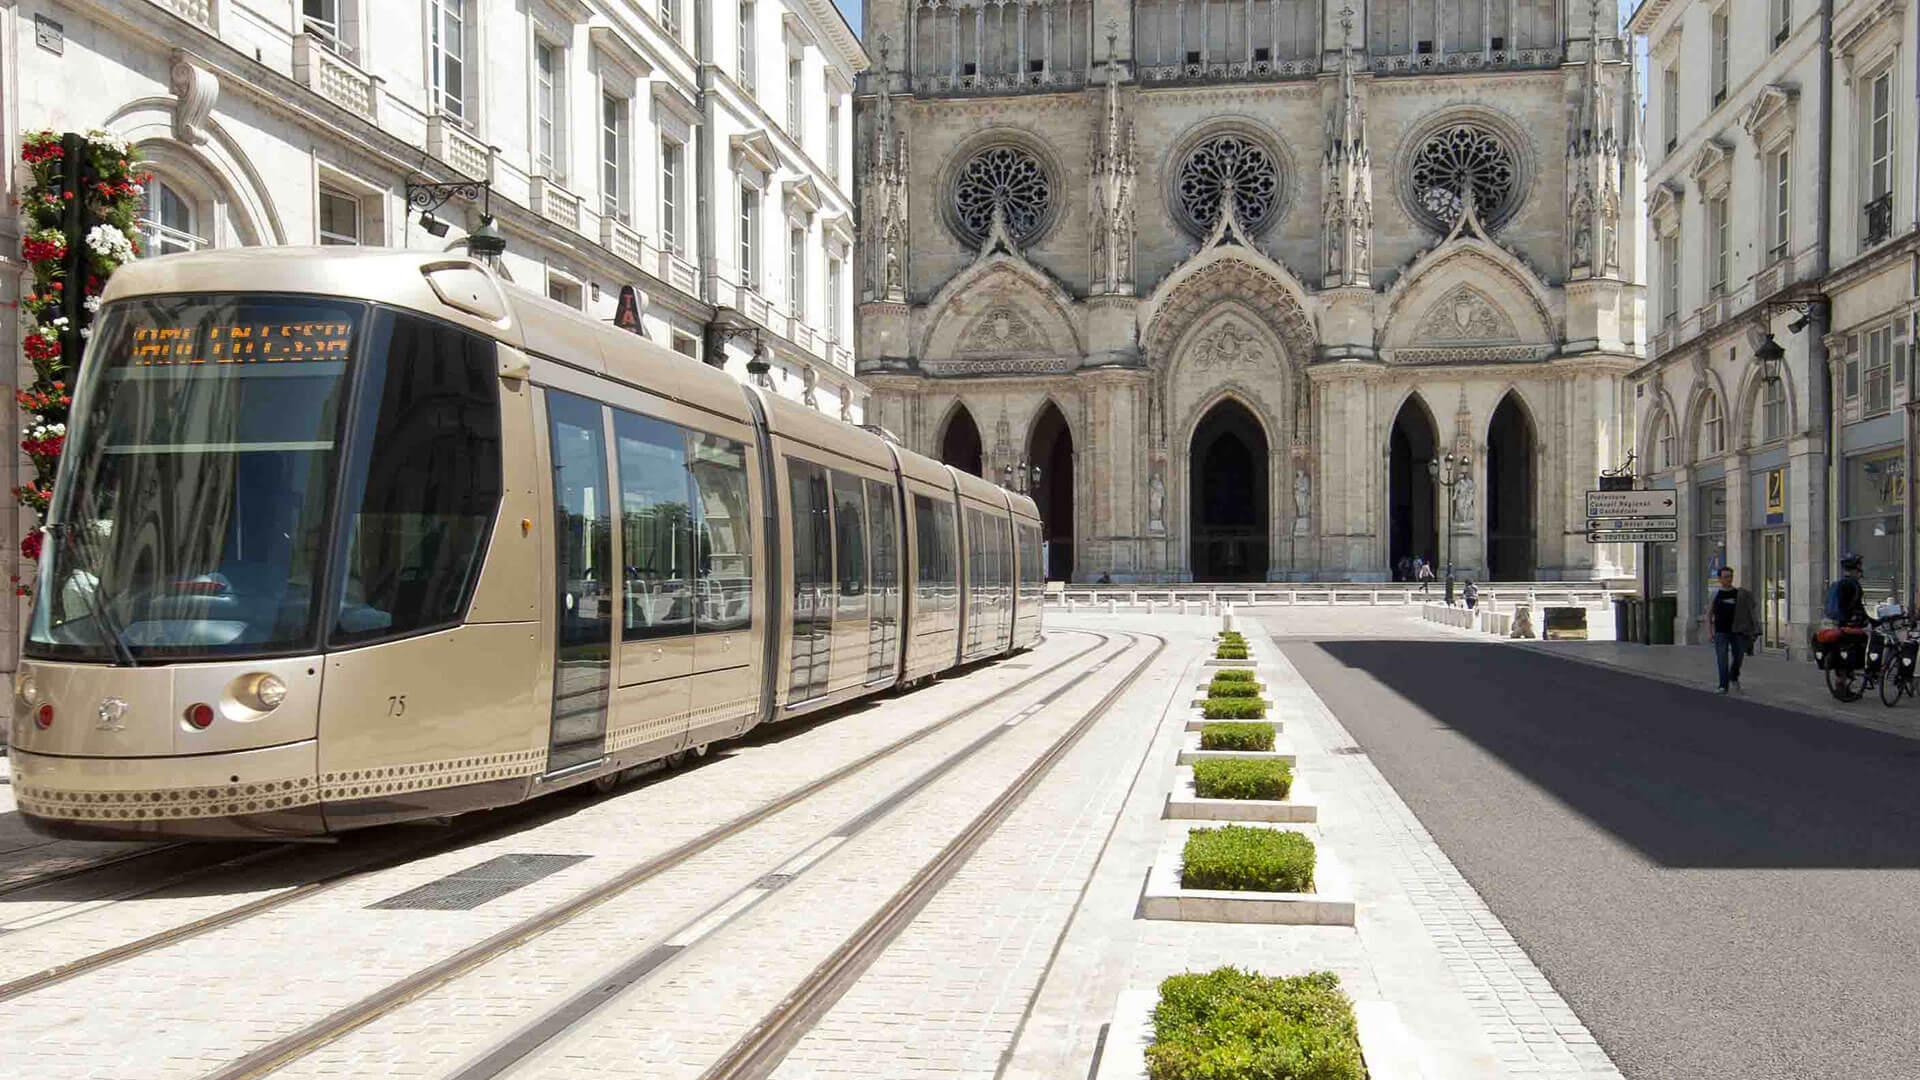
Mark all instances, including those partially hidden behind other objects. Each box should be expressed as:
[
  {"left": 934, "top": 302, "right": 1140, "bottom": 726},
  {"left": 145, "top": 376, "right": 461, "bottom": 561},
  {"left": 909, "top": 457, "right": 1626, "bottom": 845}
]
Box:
[{"left": 0, "top": 632, "right": 1114, "bottom": 1030}]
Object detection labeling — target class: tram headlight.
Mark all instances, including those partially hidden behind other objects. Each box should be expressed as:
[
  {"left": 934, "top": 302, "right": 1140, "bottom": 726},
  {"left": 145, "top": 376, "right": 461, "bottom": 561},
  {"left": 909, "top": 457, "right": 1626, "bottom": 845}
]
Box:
[
  {"left": 14, "top": 669, "right": 37, "bottom": 706},
  {"left": 237, "top": 673, "right": 287, "bottom": 711}
]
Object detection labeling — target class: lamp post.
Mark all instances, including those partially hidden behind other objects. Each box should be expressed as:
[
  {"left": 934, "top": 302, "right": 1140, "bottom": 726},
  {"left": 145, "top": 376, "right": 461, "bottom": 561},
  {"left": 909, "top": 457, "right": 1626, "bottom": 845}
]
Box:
[
  {"left": 1002, "top": 456, "right": 1041, "bottom": 496},
  {"left": 1429, "top": 452, "right": 1460, "bottom": 605}
]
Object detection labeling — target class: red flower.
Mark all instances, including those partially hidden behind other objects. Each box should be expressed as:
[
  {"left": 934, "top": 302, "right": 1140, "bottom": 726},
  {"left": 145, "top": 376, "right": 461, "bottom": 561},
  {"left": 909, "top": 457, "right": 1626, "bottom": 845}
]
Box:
[
  {"left": 49, "top": 281, "right": 61, "bottom": 292},
  {"left": 62, "top": 191, "right": 73, "bottom": 201},
  {"left": 20, "top": 530, "right": 41, "bottom": 562},
  {"left": 23, "top": 336, "right": 61, "bottom": 362}
]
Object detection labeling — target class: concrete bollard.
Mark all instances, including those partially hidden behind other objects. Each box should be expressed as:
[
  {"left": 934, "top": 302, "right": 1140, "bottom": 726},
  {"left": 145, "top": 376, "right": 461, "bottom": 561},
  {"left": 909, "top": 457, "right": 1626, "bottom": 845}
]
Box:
[
  {"left": 1106, "top": 597, "right": 1116, "bottom": 614},
  {"left": 1220, "top": 605, "right": 1236, "bottom": 634},
  {"left": 1145, "top": 600, "right": 1155, "bottom": 616},
  {"left": 1178, "top": 599, "right": 1188, "bottom": 615}
]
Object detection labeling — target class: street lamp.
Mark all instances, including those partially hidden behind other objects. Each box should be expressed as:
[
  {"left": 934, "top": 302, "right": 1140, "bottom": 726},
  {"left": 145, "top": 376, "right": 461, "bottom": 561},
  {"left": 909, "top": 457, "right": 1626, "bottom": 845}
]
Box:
[
  {"left": 1002, "top": 456, "right": 1041, "bottom": 495},
  {"left": 1428, "top": 452, "right": 1462, "bottom": 605}
]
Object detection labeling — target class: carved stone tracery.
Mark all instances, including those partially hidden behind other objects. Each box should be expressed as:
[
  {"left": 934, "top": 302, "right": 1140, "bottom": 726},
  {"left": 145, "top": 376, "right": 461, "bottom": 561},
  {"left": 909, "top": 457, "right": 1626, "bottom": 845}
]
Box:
[{"left": 1414, "top": 283, "right": 1520, "bottom": 344}]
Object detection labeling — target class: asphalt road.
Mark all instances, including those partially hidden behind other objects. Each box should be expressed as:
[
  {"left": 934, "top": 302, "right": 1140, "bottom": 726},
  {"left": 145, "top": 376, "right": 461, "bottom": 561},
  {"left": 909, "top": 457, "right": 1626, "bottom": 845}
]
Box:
[{"left": 1278, "top": 635, "right": 1920, "bottom": 1080}]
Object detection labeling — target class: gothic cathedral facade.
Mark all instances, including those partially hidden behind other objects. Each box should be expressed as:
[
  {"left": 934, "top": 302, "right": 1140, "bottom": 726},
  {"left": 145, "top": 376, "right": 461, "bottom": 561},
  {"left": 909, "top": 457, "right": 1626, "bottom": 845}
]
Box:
[{"left": 855, "top": 0, "right": 1645, "bottom": 581}]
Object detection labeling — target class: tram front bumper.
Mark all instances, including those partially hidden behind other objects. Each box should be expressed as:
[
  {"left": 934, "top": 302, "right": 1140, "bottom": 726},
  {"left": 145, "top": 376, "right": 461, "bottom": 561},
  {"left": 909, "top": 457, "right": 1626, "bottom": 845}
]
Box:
[{"left": 11, "top": 739, "right": 324, "bottom": 840}]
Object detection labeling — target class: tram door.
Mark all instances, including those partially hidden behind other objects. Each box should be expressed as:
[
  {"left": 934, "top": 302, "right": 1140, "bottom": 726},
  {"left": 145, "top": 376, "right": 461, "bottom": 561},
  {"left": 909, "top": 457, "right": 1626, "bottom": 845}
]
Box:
[{"left": 546, "top": 392, "right": 614, "bottom": 772}]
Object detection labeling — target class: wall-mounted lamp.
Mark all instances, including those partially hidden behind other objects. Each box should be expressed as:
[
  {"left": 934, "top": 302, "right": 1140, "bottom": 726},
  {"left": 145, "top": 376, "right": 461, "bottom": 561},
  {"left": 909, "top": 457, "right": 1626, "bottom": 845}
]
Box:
[
  {"left": 418, "top": 212, "right": 451, "bottom": 238},
  {"left": 1753, "top": 297, "right": 1827, "bottom": 385},
  {"left": 405, "top": 175, "right": 498, "bottom": 257}
]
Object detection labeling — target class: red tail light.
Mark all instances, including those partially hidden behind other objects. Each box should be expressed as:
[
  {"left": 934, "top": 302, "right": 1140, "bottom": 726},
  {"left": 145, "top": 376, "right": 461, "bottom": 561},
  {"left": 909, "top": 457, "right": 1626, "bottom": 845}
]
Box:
[
  {"left": 185, "top": 703, "right": 215, "bottom": 729},
  {"left": 33, "top": 703, "right": 53, "bottom": 729}
]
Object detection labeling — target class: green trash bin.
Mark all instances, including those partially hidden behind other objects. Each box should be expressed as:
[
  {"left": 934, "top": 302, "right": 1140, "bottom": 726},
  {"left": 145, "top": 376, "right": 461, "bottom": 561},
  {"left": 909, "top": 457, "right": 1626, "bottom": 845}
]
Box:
[
  {"left": 1648, "top": 596, "right": 1677, "bottom": 644},
  {"left": 1614, "top": 598, "right": 1636, "bottom": 642}
]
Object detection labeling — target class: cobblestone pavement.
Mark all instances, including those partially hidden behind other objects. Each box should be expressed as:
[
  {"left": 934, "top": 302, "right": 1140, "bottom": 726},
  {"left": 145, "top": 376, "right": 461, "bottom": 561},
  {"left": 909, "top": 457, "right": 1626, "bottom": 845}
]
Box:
[{"left": 0, "top": 630, "right": 1112, "bottom": 1080}]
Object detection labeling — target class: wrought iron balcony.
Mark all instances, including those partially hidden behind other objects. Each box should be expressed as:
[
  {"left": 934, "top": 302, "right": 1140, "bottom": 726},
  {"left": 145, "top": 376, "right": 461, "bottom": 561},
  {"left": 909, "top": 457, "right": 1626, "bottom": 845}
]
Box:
[{"left": 1863, "top": 192, "right": 1894, "bottom": 249}]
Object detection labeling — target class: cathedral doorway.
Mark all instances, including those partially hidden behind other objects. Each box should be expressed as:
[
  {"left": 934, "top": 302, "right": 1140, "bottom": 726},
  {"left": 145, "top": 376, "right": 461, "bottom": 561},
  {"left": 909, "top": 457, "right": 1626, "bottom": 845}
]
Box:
[
  {"left": 1189, "top": 398, "right": 1268, "bottom": 582},
  {"left": 1389, "top": 397, "right": 1440, "bottom": 577},
  {"left": 940, "top": 404, "right": 984, "bottom": 477},
  {"left": 1029, "top": 402, "right": 1075, "bottom": 580},
  {"left": 1487, "top": 392, "right": 1536, "bottom": 580}
]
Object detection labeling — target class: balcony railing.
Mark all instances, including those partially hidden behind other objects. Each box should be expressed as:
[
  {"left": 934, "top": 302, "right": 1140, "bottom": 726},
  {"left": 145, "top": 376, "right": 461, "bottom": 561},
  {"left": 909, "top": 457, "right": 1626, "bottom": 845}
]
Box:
[
  {"left": 914, "top": 69, "right": 1085, "bottom": 95},
  {"left": 1138, "top": 56, "right": 1315, "bottom": 84},
  {"left": 1370, "top": 46, "right": 1563, "bottom": 75},
  {"left": 293, "top": 34, "right": 379, "bottom": 122},
  {"left": 1863, "top": 192, "right": 1894, "bottom": 249}
]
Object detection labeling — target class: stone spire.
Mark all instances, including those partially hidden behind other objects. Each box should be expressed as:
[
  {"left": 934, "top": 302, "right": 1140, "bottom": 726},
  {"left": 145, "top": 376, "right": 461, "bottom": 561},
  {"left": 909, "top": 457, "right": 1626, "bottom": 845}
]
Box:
[
  {"left": 1321, "top": 6, "right": 1372, "bottom": 288},
  {"left": 1090, "top": 20, "right": 1137, "bottom": 295},
  {"left": 1567, "top": 0, "right": 1621, "bottom": 279},
  {"left": 864, "top": 35, "right": 911, "bottom": 302}
]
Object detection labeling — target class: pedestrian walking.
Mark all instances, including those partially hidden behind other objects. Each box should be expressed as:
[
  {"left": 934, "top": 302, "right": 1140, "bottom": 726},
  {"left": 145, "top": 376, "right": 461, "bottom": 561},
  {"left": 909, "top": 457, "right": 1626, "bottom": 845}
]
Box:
[
  {"left": 1415, "top": 556, "right": 1435, "bottom": 596},
  {"left": 1395, "top": 555, "right": 1411, "bottom": 582},
  {"left": 1706, "top": 566, "right": 1760, "bottom": 693},
  {"left": 1463, "top": 580, "right": 1479, "bottom": 610}
]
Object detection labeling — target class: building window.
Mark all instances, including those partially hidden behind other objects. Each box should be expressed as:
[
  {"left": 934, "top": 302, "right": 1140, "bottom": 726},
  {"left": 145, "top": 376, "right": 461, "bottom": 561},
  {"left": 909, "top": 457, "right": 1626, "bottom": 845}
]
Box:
[
  {"left": 1695, "top": 481, "right": 1728, "bottom": 602},
  {"left": 740, "top": 184, "right": 760, "bottom": 289},
  {"left": 673, "top": 332, "right": 698, "bottom": 358},
  {"left": 1771, "top": 0, "right": 1790, "bottom": 47},
  {"left": 739, "top": 2, "right": 757, "bottom": 91},
  {"left": 1699, "top": 393, "right": 1725, "bottom": 457},
  {"left": 1769, "top": 148, "right": 1790, "bottom": 260},
  {"left": 1864, "top": 68, "right": 1895, "bottom": 247},
  {"left": 602, "top": 93, "right": 629, "bottom": 222},
  {"left": 1708, "top": 195, "right": 1729, "bottom": 298},
  {"left": 1659, "top": 413, "right": 1677, "bottom": 470},
  {"left": 1661, "top": 232, "right": 1680, "bottom": 327},
  {"left": 660, "top": 0, "right": 677, "bottom": 35},
  {"left": 303, "top": 0, "right": 357, "bottom": 59},
  {"left": 548, "top": 275, "right": 583, "bottom": 309},
  {"left": 1406, "top": 121, "right": 1523, "bottom": 233},
  {"left": 535, "top": 41, "right": 564, "bottom": 182},
  {"left": 1845, "top": 335, "right": 1860, "bottom": 401},
  {"left": 1760, "top": 376, "right": 1786, "bottom": 442},
  {"left": 661, "top": 138, "right": 682, "bottom": 254},
  {"left": 787, "top": 58, "right": 803, "bottom": 139},
  {"left": 318, "top": 186, "right": 362, "bottom": 245},
  {"left": 1843, "top": 450, "right": 1904, "bottom": 600},
  {"left": 1866, "top": 324, "right": 1894, "bottom": 415},
  {"left": 789, "top": 226, "right": 807, "bottom": 322},
  {"left": 429, "top": 0, "right": 468, "bottom": 122},
  {"left": 953, "top": 144, "right": 1057, "bottom": 244},
  {"left": 140, "top": 179, "right": 206, "bottom": 255},
  {"left": 827, "top": 98, "right": 840, "bottom": 181},
  {"left": 826, "top": 256, "right": 842, "bottom": 343},
  {"left": 1710, "top": 8, "right": 1728, "bottom": 106},
  {"left": 1663, "top": 67, "right": 1679, "bottom": 153}
]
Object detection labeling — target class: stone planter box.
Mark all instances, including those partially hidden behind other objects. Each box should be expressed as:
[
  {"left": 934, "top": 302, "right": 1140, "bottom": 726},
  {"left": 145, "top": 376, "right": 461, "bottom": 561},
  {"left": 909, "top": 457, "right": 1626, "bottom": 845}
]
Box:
[
  {"left": 1094, "top": 989, "right": 1425, "bottom": 1080},
  {"left": 1141, "top": 821, "right": 1353, "bottom": 925},
  {"left": 1188, "top": 695, "right": 1275, "bottom": 709},
  {"left": 1202, "top": 657, "right": 1263, "bottom": 668},
  {"left": 1176, "top": 731, "right": 1294, "bottom": 766},
  {"left": 1165, "top": 767, "right": 1315, "bottom": 822},
  {"left": 1184, "top": 715, "right": 1282, "bottom": 733}
]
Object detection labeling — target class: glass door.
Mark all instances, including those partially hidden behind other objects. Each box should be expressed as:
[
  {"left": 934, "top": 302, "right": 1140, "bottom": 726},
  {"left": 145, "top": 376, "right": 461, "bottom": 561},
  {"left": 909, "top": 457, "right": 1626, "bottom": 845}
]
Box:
[
  {"left": 1761, "top": 529, "right": 1789, "bottom": 649},
  {"left": 546, "top": 392, "right": 614, "bottom": 773}
]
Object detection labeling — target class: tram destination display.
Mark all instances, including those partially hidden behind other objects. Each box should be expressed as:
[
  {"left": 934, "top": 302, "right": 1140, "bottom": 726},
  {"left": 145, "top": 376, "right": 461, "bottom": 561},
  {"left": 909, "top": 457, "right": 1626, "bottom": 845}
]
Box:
[{"left": 128, "top": 319, "right": 355, "bottom": 366}]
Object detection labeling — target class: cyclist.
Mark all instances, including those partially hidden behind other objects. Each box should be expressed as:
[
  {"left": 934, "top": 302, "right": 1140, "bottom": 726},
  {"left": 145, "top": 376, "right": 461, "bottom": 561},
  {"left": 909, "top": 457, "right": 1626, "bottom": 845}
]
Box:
[{"left": 1827, "top": 553, "right": 1869, "bottom": 627}]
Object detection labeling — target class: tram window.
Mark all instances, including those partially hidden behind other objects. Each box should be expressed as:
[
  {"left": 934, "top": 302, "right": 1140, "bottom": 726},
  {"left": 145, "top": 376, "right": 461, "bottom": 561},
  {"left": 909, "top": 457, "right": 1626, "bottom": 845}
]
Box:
[
  {"left": 333, "top": 310, "right": 502, "bottom": 645},
  {"left": 613, "top": 409, "right": 693, "bottom": 640},
  {"left": 865, "top": 478, "right": 898, "bottom": 680},
  {"left": 832, "top": 470, "right": 868, "bottom": 623},
  {"left": 787, "top": 458, "right": 832, "bottom": 701},
  {"left": 689, "top": 432, "right": 753, "bottom": 633},
  {"left": 545, "top": 391, "right": 615, "bottom": 663},
  {"left": 914, "top": 494, "right": 940, "bottom": 611},
  {"left": 936, "top": 501, "right": 959, "bottom": 629}
]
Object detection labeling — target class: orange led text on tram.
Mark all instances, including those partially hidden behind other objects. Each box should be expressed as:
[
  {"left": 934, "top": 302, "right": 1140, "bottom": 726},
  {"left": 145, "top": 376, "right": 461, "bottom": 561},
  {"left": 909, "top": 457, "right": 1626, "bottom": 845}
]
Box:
[{"left": 129, "top": 322, "right": 354, "bottom": 366}]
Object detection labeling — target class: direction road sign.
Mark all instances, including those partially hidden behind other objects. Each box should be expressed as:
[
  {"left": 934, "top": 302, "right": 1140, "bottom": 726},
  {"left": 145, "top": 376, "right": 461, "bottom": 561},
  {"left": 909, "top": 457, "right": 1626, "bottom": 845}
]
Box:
[
  {"left": 1587, "top": 517, "right": 1680, "bottom": 531},
  {"left": 1588, "top": 529, "right": 1679, "bottom": 543},
  {"left": 1585, "top": 490, "right": 1678, "bottom": 518}
]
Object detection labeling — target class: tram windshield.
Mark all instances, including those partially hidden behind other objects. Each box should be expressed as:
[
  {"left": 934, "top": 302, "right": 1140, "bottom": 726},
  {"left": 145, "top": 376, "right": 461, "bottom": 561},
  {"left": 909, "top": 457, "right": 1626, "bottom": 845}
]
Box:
[{"left": 27, "top": 293, "right": 503, "bottom": 662}]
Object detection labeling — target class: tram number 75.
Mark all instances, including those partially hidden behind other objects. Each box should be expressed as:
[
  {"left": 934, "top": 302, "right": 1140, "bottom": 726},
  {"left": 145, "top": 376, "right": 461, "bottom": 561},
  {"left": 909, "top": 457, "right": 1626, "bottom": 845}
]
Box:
[{"left": 388, "top": 695, "right": 408, "bottom": 717}]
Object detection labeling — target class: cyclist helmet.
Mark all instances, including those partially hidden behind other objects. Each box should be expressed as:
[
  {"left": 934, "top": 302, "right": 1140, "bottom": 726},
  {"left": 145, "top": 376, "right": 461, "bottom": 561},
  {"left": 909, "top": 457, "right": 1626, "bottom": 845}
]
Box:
[{"left": 1842, "top": 553, "right": 1865, "bottom": 571}]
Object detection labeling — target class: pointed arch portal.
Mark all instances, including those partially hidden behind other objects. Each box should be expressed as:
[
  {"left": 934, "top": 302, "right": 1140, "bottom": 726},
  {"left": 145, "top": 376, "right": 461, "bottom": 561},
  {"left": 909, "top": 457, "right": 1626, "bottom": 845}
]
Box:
[
  {"left": 1389, "top": 397, "right": 1441, "bottom": 577},
  {"left": 1028, "top": 402, "right": 1074, "bottom": 580},
  {"left": 1190, "top": 398, "right": 1268, "bottom": 582},
  {"left": 1487, "top": 392, "right": 1536, "bottom": 581},
  {"left": 940, "top": 404, "right": 984, "bottom": 478}
]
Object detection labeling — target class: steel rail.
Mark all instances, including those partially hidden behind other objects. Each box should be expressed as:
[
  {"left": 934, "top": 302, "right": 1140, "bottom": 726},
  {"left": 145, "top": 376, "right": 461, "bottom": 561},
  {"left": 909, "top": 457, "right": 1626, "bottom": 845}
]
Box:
[
  {"left": 702, "top": 632, "right": 1169, "bottom": 1080},
  {"left": 0, "top": 841, "right": 190, "bottom": 901},
  {"left": 196, "top": 630, "right": 1112, "bottom": 1080}
]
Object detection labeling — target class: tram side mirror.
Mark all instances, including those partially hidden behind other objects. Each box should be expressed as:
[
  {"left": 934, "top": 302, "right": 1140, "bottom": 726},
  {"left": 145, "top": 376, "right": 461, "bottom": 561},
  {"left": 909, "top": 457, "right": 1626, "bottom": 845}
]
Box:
[{"left": 497, "top": 344, "right": 532, "bottom": 382}]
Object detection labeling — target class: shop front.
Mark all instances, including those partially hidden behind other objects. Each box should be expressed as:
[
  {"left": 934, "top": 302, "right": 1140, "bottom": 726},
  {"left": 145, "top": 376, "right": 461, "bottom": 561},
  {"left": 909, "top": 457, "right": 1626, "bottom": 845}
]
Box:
[
  {"left": 1842, "top": 447, "right": 1904, "bottom": 604},
  {"left": 1750, "top": 457, "right": 1791, "bottom": 650}
]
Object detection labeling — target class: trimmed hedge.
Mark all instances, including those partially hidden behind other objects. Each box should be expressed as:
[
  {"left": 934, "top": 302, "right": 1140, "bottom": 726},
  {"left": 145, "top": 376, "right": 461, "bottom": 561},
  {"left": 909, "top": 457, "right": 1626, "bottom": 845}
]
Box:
[
  {"left": 1146, "top": 967, "right": 1362, "bottom": 1080},
  {"left": 1210, "top": 668, "right": 1258, "bottom": 683},
  {"left": 1207, "top": 680, "right": 1264, "bottom": 698},
  {"left": 1179, "top": 825, "right": 1316, "bottom": 893},
  {"left": 1193, "top": 758, "right": 1292, "bottom": 800},
  {"left": 1202, "top": 696, "right": 1268, "bottom": 719},
  {"left": 1214, "top": 646, "right": 1249, "bottom": 660},
  {"left": 1200, "top": 722, "right": 1275, "bottom": 752}
]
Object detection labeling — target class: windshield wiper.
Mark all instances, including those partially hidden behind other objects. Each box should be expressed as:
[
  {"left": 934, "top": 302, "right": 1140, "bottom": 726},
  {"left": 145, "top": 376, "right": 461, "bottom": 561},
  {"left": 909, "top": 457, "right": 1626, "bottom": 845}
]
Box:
[{"left": 46, "top": 522, "right": 138, "bottom": 668}]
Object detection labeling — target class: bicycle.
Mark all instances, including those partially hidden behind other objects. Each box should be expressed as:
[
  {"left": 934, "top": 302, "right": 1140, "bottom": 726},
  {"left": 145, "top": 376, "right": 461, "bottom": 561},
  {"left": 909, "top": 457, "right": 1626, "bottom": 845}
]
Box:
[{"left": 1880, "top": 612, "right": 1919, "bottom": 706}]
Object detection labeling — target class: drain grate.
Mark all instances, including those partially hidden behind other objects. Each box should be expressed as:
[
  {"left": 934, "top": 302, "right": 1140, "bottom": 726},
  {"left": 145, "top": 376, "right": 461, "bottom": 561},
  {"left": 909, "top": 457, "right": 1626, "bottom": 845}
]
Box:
[
  {"left": 751, "top": 872, "right": 796, "bottom": 890},
  {"left": 1330, "top": 746, "right": 1367, "bottom": 756},
  {"left": 368, "top": 853, "right": 589, "bottom": 911}
]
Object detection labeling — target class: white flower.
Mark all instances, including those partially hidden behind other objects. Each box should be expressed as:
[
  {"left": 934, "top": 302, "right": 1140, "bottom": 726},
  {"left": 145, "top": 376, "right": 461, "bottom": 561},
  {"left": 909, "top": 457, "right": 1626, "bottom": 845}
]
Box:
[
  {"left": 87, "top": 130, "right": 131, "bottom": 156},
  {"left": 86, "top": 223, "right": 135, "bottom": 263},
  {"left": 50, "top": 316, "right": 69, "bottom": 329},
  {"left": 84, "top": 296, "right": 102, "bottom": 314},
  {"left": 79, "top": 326, "right": 91, "bottom": 339},
  {"left": 130, "top": 184, "right": 145, "bottom": 196}
]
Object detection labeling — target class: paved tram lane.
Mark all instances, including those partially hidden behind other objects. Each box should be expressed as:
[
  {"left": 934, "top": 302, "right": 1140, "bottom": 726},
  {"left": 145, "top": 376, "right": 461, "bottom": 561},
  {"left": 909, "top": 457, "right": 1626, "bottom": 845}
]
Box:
[{"left": 1279, "top": 633, "right": 1920, "bottom": 1080}]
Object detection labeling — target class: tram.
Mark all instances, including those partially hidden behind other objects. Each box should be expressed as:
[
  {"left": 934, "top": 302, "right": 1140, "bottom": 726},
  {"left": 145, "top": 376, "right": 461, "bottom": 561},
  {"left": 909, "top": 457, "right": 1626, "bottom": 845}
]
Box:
[{"left": 9, "top": 248, "right": 1043, "bottom": 840}]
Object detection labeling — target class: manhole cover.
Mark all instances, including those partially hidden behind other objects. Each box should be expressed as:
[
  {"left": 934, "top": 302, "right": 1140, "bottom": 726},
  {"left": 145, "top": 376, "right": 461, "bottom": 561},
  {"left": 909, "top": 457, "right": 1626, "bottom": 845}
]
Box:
[{"left": 1330, "top": 746, "right": 1366, "bottom": 756}]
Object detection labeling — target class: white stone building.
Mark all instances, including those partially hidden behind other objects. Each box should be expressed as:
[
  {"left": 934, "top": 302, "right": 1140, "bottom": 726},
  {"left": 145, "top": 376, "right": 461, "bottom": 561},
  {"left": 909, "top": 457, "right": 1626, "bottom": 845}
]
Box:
[
  {"left": 1631, "top": 0, "right": 1920, "bottom": 650},
  {"left": 856, "top": 0, "right": 1646, "bottom": 583},
  {"left": 0, "top": 0, "right": 867, "bottom": 672}
]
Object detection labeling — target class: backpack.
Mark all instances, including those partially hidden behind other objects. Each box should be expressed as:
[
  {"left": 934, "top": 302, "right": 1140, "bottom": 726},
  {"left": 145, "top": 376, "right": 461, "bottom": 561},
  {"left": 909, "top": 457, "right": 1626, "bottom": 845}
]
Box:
[{"left": 1825, "top": 579, "right": 1846, "bottom": 621}]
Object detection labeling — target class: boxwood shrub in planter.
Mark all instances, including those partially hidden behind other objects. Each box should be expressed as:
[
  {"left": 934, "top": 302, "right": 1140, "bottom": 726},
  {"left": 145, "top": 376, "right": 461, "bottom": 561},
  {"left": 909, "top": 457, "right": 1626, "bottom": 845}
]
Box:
[
  {"left": 1146, "top": 967, "right": 1363, "bottom": 1080},
  {"left": 1192, "top": 757, "right": 1292, "bottom": 800},
  {"left": 1215, "top": 646, "right": 1249, "bottom": 660},
  {"left": 1210, "top": 669, "right": 1257, "bottom": 683},
  {"left": 1179, "top": 824, "right": 1316, "bottom": 892},
  {"left": 1199, "top": 722, "right": 1275, "bottom": 752},
  {"left": 1202, "top": 696, "right": 1268, "bottom": 719},
  {"left": 1207, "top": 679, "right": 1263, "bottom": 698}
]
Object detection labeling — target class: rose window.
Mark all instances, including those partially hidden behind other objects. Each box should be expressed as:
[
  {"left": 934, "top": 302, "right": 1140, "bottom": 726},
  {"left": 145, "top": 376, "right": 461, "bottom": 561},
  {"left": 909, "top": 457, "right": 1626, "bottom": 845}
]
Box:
[
  {"left": 1174, "top": 135, "right": 1282, "bottom": 236},
  {"left": 951, "top": 146, "right": 1052, "bottom": 245},
  {"left": 1408, "top": 124, "right": 1520, "bottom": 230}
]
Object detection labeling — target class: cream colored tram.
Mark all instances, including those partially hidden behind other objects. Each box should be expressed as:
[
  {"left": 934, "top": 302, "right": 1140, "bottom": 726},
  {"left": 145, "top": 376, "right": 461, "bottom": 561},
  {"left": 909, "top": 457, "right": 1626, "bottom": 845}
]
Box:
[{"left": 9, "top": 248, "right": 1039, "bottom": 840}]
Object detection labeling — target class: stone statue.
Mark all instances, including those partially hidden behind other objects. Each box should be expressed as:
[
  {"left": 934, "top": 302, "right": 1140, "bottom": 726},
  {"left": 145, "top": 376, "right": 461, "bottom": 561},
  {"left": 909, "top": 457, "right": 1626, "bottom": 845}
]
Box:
[
  {"left": 802, "top": 365, "right": 819, "bottom": 410},
  {"left": 1572, "top": 220, "right": 1592, "bottom": 267},
  {"left": 1452, "top": 473, "right": 1475, "bottom": 523},
  {"left": 1293, "top": 468, "right": 1311, "bottom": 534},
  {"left": 1148, "top": 472, "right": 1166, "bottom": 534}
]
